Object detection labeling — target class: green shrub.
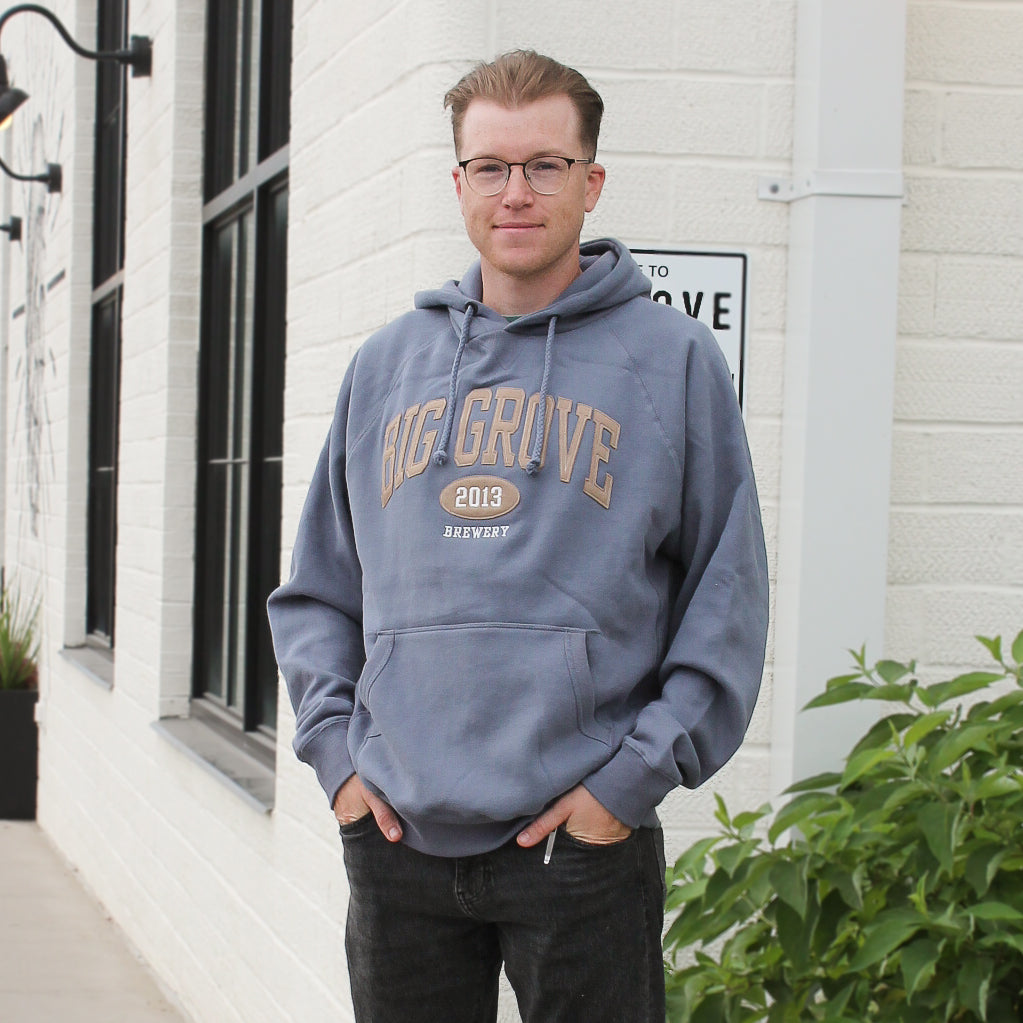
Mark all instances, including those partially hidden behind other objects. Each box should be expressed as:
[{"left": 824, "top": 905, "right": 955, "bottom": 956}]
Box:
[
  {"left": 663, "top": 631, "right": 1023, "bottom": 1023},
  {"left": 0, "top": 579, "right": 40, "bottom": 691}
]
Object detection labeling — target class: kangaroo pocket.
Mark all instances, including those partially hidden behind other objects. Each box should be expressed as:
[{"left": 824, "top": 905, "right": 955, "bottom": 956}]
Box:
[{"left": 348, "top": 623, "right": 613, "bottom": 825}]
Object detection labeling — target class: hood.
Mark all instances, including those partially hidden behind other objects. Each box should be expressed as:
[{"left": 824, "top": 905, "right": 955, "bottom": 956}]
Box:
[
  {"left": 414, "top": 238, "right": 652, "bottom": 475},
  {"left": 414, "top": 237, "right": 652, "bottom": 330}
]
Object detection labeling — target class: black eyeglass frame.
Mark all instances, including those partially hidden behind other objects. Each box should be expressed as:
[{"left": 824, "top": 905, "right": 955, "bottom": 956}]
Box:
[{"left": 457, "top": 156, "right": 596, "bottom": 196}]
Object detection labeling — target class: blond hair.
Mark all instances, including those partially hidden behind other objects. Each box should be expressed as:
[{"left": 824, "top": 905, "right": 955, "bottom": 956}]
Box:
[{"left": 443, "top": 50, "right": 604, "bottom": 158}]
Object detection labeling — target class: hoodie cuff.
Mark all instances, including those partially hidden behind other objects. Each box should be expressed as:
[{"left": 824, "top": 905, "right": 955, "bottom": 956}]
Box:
[
  {"left": 582, "top": 740, "right": 677, "bottom": 829},
  {"left": 296, "top": 720, "right": 355, "bottom": 810}
]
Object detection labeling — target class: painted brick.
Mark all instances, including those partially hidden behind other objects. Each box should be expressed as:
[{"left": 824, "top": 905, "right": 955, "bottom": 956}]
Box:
[
  {"left": 933, "top": 257, "right": 1023, "bottom": 342},
  {"left": 894, "top": 339, "right": 1023, "bottom": 424},
  {"left": 903, "top": 88, "right": 941, "bottom": 167},
  {"left": 886, "top": 586, "right": 1023, "bottom": 669},
  {"left": 890, "top": 426, "right": 1023, "bottom": 506},
  {"left": 906, "top": 3, "right": 1023, "bottom": 88},
  {"left": 671, "top": 165, "right": 790, "bottom": 246},
  {"left": 888, "top": 509, "right": 1023, "bottom": 587},
  {"left": 599, "top": 78, "right": 764, "bottom": 158},
  {"left": 902, "top": 176, "right": 1023, "bottom": 259},
  {"left": 897, "top": 253, "right": 937, "bottom": 336},
  {"left": 943, "top": 91, "right": 1023, "bottom": 170}
]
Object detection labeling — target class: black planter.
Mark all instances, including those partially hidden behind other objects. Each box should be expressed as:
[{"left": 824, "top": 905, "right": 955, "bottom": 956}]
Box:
[{"left": 0, "top": 688, "right": 38, "bottom": 819}]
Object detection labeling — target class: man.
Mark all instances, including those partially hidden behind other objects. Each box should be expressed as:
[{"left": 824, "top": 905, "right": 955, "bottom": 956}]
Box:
[{"left": 268, "top": 50, "right": 768, "bottom": 1023}]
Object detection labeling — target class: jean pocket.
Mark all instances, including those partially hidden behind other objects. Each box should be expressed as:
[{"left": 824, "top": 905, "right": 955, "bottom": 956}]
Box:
[
  {"left": 558, "top": 825, "right": 636, "bottom": 852},
  {"left": 338, "top": 812, "right": 378, "bottom": 840}
]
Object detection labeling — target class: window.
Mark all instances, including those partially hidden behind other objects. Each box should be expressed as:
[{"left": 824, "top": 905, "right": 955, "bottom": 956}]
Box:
[
  {"left": 193, "top": 0, "right": 290, "bottom": 743},
  {"left": 86, "top": 0, "right": 128, "bottom": 646}
]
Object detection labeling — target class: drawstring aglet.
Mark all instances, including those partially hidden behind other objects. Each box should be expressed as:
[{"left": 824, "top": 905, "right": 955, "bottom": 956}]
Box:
[{"left": 543, "top": 831, "right": 556, "bottom": 865}]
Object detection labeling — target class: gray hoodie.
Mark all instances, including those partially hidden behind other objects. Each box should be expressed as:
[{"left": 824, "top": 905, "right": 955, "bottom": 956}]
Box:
[{"left": 268, "top": 238, "right": 769, "bottom": 856}]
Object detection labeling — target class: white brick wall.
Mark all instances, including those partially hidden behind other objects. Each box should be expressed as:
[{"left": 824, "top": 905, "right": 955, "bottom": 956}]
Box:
[
  {"left": 0, "top": 1, "right": 1017, "bottom": 1022},
  {"left": 889, "top": 0, "right": 1023, "bottom": 671}
]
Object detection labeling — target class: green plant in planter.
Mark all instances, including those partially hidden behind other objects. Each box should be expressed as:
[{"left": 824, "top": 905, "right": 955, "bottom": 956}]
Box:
[
  {"left": 0, "top": 580, "right": 40, "bottom": 690},
  {"left": 663, "top": 631, "right": 1023, "bottom": 1023}
]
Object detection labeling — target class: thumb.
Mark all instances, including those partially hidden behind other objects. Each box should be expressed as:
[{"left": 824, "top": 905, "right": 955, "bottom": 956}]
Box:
[
  {"left": 365, "top": 788, "right": 403, "bottom": 843},
  {"left": 517, "top": 802, "right": 570, "bottom": 847}
]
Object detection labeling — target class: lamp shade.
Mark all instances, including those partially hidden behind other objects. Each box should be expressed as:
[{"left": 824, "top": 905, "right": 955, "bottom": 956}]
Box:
[{"left": 0, "top": 84, "right": 27, "bottom": 124}]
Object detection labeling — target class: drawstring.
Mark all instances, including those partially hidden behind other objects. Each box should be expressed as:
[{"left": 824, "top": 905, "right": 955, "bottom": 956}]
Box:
[
  {"left": 433, "top": 302, "right": 556, "bottom": 476},
  {"left": 525, "top": 315, "right": 557, "bottom": 476},
  {"left": 433, "top": 302, "right": 477, "bottom": 466}
]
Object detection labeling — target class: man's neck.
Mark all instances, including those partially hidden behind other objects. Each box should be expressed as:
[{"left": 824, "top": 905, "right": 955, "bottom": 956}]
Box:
[{"left": 480, "top": 260, "right": 582, "bottom": 317}]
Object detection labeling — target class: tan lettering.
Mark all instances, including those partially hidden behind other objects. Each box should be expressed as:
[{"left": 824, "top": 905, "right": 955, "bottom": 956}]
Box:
[
  {"left": 405, "top": 398, "right": 446, "bottom": 479},
  {"left": 557, "top": 398, "right": 593, "bottom": 483},
  {"left": 583, "top": 409, "right": 620, "bottom": 509},
  {"left": 392, "top": 404, "right": 420, "bottom": 491},
  {"left": 517, "top": 394, "right": 556, "bottom": 470},
  {"left": 482, "top": 387, "right": 525, "bottom": 467},
  {"left": 381, "top": 413, "right": 401, "bottom": 508},
  {"left": 454, "top": 388, "right": 492, "bottom": 467}
]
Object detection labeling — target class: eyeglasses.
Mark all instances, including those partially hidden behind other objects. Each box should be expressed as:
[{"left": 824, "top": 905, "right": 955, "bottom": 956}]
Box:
[{"left": 457, "top": 156, "right": 595, "bottom": 196}]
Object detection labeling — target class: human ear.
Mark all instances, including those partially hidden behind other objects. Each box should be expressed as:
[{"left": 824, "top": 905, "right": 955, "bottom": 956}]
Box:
[{"left": 584, "top": 163, "right": 606, "bottom": 213}]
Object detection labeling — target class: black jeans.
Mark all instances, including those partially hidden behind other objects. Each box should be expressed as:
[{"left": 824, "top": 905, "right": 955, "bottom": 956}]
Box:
[{"left": 341, "top": 818, "right": 666, "bottom": 1023}]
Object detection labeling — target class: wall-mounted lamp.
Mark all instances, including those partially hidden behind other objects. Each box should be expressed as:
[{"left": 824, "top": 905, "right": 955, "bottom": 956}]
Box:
[
  {"left": 0, "top": 4, "right": 150, "bottom": 188},
  {"left": 0, "top": 154, "right": 59, "bottom": 191},
  {"left": 0, "top": 214, "right": 20, "bottom": 240}
]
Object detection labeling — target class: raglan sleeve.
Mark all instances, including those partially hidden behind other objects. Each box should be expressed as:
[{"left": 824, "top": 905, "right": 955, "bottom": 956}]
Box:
[
  {"left": 266, "top": 358, "right": 366, "bottom": 809},
  {"left": 582, "top": 323, "right": 770, "bottom": 827}
]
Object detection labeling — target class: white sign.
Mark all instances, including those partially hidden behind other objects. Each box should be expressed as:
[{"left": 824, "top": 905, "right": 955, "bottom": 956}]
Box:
[{"left": 630, "top": 249, "right": 748, "bottom": 407}]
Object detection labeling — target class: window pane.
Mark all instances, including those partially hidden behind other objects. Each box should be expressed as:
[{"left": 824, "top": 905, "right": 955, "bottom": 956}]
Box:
[
  {"left": 205, "top": 0, "right": 260, "bottom": 198},
  {"left": 196, "top": 212, "right": 255, "bottom": 710},
  {"left": 250, "top": 183, "right": 288, "bottom": 730},
  {"left": 260, "top": 0, "right": 291, "bottom": 158},
  {"left": 93, "top": 0, "right": 126, "bottom": 284},
  {"left": 87, "top": 292, "right": 122, "bottom": 641}
]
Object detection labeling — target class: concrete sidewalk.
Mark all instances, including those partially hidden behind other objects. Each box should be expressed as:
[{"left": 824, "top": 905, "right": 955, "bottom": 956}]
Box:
[{"left": 0, "top": 821, "right": 189, "bottom": 1022}]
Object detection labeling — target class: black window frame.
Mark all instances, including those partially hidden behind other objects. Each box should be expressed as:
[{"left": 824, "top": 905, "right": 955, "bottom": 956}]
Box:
[
  {"left": 192, "top": 0, "right": 290, "bottom": 748},
  {"left": 86, "top": 0, "right": 129, "bottom": 647}
]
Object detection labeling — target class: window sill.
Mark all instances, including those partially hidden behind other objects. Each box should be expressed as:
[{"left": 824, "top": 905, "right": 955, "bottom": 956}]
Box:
[
  {"left": 60, "top": 644, "right": 114, "bottom": 690},
  {"left": 154, "top": 714, "right": 275, "bottom": 813}
]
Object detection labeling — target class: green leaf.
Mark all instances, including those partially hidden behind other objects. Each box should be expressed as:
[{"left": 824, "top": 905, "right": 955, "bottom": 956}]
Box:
[
  {"left": 975, "top": 634, "right": 1002, "bottom": 663},
  {"left": 900, "top": 937, "right": 940, "bottom": 1002},
  {"left": 928, "top": 722, "right": 995, "bottom": 772},
  {"left": 715, "top": 839, "right": 759, "bottom": 877},
  {"left": 668, "top": 836, "right": 719, "bottom": 879},
  {"left": 876, "top": 659, "right": 912, "bottom": 684},
  {"left": 965, "top": 846, "right": 1008, "bottom": 897},
  {"left": 784, "top": 771, "right": 842, "bottom": 795},
  {"left": 920, "top": 672, "right": 1004, "bottom": 709},
  {"left": 917, "top": 802, "right": 957, "bottom": 874},
  {"left": 1012, "top": 629, "right": 1023, "bottom": 666},
  {"left": 769, "top": 793, "right": 840, "bottom": 843},
  {"left": 770, "top": 859, "right": 808, "bottom": 918},
  {"left": 804, "top": 682, "right": 874, "bottom": 710},
  {"left": 956, "top": 956, "right": 993, "bottom": 1021},
  {"left": 969, "top": 902, "right": 1023, "bottom": 921},
  {"left": 902, "top": 709, "right": 952, "bottom": 748},
  {"left": 840, "top": 746, "right": 896, "bottom": 789},
  {"left": 847, "top": 911, "right": 922, "bottom": 971}
]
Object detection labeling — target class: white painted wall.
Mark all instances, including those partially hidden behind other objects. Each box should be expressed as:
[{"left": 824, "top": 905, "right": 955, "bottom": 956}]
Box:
[
  {"left": 887, "top": 0, "right": 1023, "bottom": 671},
  {"left": 0, "top": 1, "right": 1016, "bottom": 1021}
]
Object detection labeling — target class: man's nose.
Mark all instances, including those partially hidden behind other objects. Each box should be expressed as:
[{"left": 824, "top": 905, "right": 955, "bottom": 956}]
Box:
[{"left": 502, "top": 165, "right": 533, "bottom": 204}]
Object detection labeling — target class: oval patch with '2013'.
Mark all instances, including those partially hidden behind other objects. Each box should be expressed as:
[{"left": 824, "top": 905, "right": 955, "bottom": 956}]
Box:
[{"left": 440, "top": 476, "right": 520, "bottom": 520}]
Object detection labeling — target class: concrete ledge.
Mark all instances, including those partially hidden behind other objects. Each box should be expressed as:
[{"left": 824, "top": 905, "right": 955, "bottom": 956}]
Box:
[{"left": 153, "top": 716, "right": 275, "bottom": 813}]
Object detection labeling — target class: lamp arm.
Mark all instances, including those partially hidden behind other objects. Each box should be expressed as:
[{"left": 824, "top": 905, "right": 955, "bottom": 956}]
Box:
[
  {"left": 0, "top": 151, "right": 41, "bottom": 183},
  {"left": 0, "top": 4, "right": 147, "bottom": 68},
  {"left": 0, "top": 152, "right": 58, "bottom": 192}
]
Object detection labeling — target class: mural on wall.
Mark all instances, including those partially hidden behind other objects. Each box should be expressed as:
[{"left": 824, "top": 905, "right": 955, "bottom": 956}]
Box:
[{"left": 8, "top": 38, "right": 62, "bottom": 547}]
